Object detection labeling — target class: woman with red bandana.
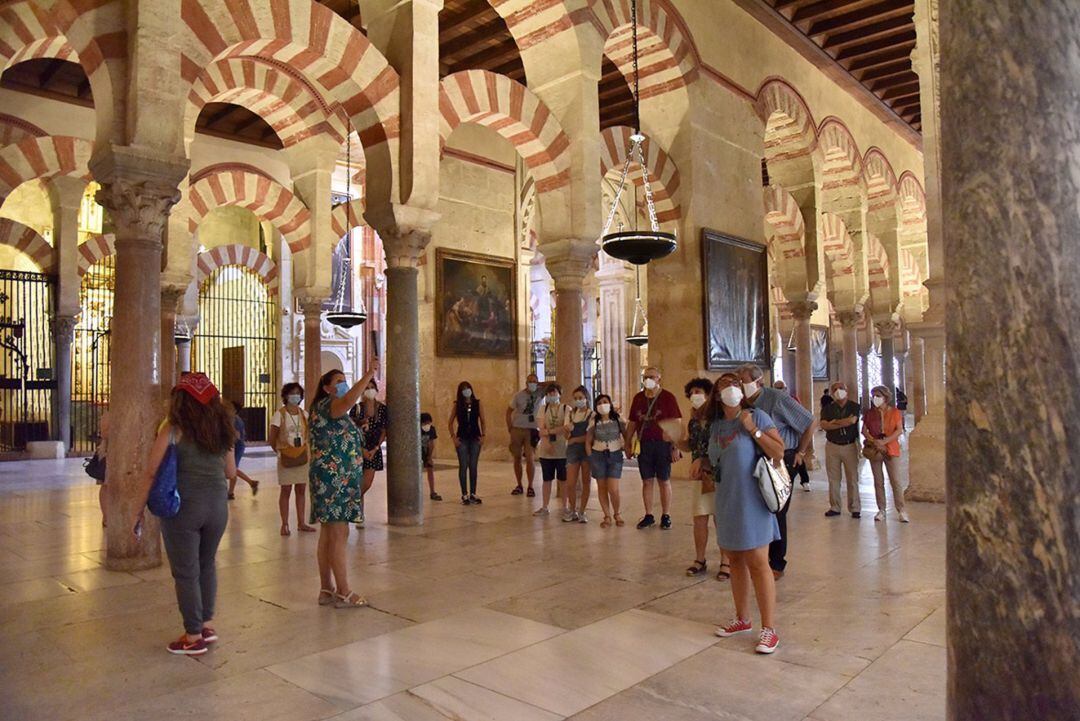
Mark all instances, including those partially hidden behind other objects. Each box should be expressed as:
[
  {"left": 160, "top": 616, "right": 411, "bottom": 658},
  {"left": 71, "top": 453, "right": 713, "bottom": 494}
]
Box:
[{"left": 134, "top": 372, "right": 237, "bottom": 656}]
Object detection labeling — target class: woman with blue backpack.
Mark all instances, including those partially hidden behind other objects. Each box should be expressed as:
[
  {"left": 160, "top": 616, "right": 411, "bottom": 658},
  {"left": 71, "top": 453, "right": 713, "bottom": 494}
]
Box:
[{"left": 134, "top": 372, "right": 236, "bottom": 656}]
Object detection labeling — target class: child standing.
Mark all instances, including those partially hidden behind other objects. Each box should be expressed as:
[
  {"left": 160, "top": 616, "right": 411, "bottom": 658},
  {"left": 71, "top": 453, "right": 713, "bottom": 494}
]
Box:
[{"left": 421, "top": 412, "right": 441, "bottom": 501}]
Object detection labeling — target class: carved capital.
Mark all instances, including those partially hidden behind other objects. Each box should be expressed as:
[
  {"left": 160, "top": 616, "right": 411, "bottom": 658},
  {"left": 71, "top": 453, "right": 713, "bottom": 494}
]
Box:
[
  {"left": 51, "top": 314, "right": 78, "bottom": 343},
  {"left": 381, "top": 227, "right": 432, "bottom": 268},
  {"left": 540, "top": 238, "right": 597, "bottom": 292},
  {"left": 296, "top": 296, "right": 325, "bottom": 318},
  {"left": 788, "top": 300, "right": 818, "bottom": 321},
  {"left": 875, "top": 319, "right": 900, "bottom": 338},
  {"left": 96, "top": 178, "right": 182, "bottom": 242},
  {"left": 160, "top": 284, "right": 186, "bottom": 313},
  {"left": 836, "top": 309, "right": 862, "bottom": 328}
]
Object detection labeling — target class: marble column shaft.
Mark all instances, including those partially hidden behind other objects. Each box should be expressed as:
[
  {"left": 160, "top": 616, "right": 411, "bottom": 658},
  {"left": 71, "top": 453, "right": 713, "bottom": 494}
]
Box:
[
  {"left": 384, "top": 264, "right": 422, "bottom": 525},
  {"left": 876, "top": 320, "right": 897, "bottom": 394},
  {"left": 299, "top": 299, "right": 324, "bottom": 404},
  {"left": 541, "top": 239, "right": 595, "bottom": 393},
  {"left": 942, "top": 0, "right": 1080, "bottom": 715},
  {"left": 790, "top": 302, "right": 816, "bottom": 411},
  {"left": 838, "top": 311, "right": 860, "bottom": 388},
  {"left": 51, "top": 315, "right": 77, "bottom": 449},
  {"left": 910, "top": 336, "right": 927, "bottom": 422},
  {"left": 160, "top": 286, "right": 184, "bottom": 400}
]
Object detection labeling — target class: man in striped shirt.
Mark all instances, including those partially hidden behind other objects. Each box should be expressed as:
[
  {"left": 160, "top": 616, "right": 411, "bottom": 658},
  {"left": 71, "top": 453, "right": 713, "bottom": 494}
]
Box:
[{"left": 737, "top": 364, "right": 817, "bottom": 579}]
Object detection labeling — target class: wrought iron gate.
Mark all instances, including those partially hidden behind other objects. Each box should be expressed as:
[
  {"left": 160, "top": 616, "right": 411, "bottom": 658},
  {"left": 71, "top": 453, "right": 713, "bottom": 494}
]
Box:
[
  {"left": 71, "top": 256, "right": 114, "bottom": 454},
  {"left": 0, "top": 269, "right": 55, "bottom": 452},
  {"left": 193, "top": 265, "right": 277, "bottom": 441}
]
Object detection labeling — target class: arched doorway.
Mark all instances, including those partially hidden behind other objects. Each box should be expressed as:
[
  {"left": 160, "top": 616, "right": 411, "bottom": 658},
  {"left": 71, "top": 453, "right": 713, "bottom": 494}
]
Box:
[{"left": 71, "top": 256, "right": 114, "bottom": 453}]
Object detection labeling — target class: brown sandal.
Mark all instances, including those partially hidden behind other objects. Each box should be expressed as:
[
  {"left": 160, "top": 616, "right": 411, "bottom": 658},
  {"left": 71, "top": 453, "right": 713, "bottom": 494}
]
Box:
[
  {"left": 715, "top": 563, "right": 731, "bottom": 581},
  {"left": 334, "top": 591, "right": 367, "bottom": 609},
  {"left": 614, "top": 514, "right": 625, "bottom": 527}
]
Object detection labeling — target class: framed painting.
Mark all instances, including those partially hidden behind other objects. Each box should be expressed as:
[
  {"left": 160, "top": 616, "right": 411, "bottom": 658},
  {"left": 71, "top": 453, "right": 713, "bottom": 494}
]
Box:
[
  {"left": 435, "top": 248, "right": 517, "bottom": 358},
  {"left": 811, "top": 325, "right": 830, "bottom": 380},
  {"left": 701, "top": 229, "right": 771, "bottom": 371}
]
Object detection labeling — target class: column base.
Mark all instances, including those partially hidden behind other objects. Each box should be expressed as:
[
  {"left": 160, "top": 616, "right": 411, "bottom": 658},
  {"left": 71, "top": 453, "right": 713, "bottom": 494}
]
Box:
[
  {"left": 905, "top": 409, "right": 946, "bottom": 503},
  {"left": 387, "top": 513, "right": 424, "bottom": 527},
  {"left": 105, "top": 549, "right": 163, "bottom": 571}
]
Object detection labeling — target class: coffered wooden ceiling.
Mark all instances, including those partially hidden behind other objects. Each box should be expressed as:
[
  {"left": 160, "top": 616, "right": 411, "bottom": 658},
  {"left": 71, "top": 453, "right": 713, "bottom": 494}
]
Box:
[{"left": 760, "top": 0, "right": 921, "bottom": 131}]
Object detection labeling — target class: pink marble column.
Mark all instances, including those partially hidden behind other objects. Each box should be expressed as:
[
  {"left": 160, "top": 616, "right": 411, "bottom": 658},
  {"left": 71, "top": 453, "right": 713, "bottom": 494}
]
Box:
[
  {"left": 789, "top": 301, "right": 816, "bottom": 411},
  {"left": 160, "top": 285, "right": 185, "bottom": 401},
  {"left": 299, "top": 299, "right": 324, "bottom": 404},
  {"left": 91, "top": 149, "right": 188, "bottom": 571},
  {"left": 836, "top": 309, "right": 860, "bottom": 388}
]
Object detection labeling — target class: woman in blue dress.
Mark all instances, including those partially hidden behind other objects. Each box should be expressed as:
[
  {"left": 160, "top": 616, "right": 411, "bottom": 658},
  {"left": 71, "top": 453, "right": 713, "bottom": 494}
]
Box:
[
  {"left": 308, "top": 362, "right": 378, "bottom": 608},
  {"left": 707, "top": 372, "right": 787, "bottom": 654}
]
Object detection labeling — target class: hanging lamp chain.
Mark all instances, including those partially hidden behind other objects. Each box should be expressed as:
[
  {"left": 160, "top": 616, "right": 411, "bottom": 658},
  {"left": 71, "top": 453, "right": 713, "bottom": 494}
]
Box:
[{"left": 632, "top": 0, "right": 640, "bottom": 135}]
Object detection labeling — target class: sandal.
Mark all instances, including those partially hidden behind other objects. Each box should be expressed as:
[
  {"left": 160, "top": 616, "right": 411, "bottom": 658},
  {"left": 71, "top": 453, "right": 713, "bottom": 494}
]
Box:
[
  {"left": 250, "top": 480, "right": 260, "bottom": 496},
  {"left": 526, "top": 487, "right": 536, "bottom": 498},
  {"left": 600, "top": 516, "right": 612, "bottom": 528},
  {"left": 430, "top": 492, "right": 442, "bottom": 501},
  {"left": 318, "top": 588, "right": 336, "bottom": 606},
  {"left": 686, "top": 559, "right": 708, "bottom": 577},
  {"left": 334, "top": 591, "right": 367, "bottom": 608},
  {"left": 614, "top": 514, "right": 625, "bottom": 527},
  {"left": 715, "top": 563, "right": 732, "bottom": 581},
  {"left": 511, "top": 486, "right": 524, "bottom": 495}
]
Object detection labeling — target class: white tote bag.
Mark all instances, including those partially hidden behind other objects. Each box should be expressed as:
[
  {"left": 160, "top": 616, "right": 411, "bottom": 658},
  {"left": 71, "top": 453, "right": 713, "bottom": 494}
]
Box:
[{"left": 754, "top": 455, "right": 792, "bottom": 513}]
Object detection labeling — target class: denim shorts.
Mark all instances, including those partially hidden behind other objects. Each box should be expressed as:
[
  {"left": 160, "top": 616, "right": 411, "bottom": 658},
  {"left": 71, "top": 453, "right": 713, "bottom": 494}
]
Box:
[
  {"left": 589, "top": 449, "right": 624, "bottom": 480},
  {"left": 638, "top": 439, "right": 672, "bottom": 481},
  {"left": 566, "top": 441, "right": 588, "bottom": 466},
  {"left": 539, "top": 457, "right": 567, "bottom": 482}
]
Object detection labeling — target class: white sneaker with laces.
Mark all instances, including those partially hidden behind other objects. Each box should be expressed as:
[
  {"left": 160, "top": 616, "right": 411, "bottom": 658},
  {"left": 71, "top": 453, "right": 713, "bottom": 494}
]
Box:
[
  {"left": 533, "top": 507, "right": 549, "bottom": 516},
  {"left": 755, "top": 627, "right": 779, "bottom": 654},
  {"left": 874, "top": 511, "right": 885, "bottom": 522},
  {"left": 561, "top": 510, "right": 575, "bottom": 522},
  {"left": 898, "top": 510, "right": 910, "bottom": 523},
  {"left": 578, "top": 511, "right": 588, "bottom": 523}
]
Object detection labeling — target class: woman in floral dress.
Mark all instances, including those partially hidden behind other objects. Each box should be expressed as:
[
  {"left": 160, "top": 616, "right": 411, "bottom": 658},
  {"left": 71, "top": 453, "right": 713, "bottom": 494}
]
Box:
[{"left": 308, "top": 363, "right": 378, "bottom": 608}]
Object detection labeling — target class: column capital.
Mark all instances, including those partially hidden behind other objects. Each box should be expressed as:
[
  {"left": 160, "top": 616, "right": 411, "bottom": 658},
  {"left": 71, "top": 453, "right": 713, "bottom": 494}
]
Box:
[
  {"left": 90, "top": 145, "right": 188, "bottom": 243},
  {"left": 51, "top": 313, "right": 77, "bottom": 343},
  {"left": 874, "top": 318, "right": 900, "bottom": 337},
  {"left": 835, "top": 308, "right": 863, "bottom": 327},
  {"left": 160, "top": 283, "right": 187, "bottom": 309},
  {"left": 540, "top": 238, "right": 597, "bottom": 291},
  {"left": 296, "top": 295, "right": 326, "bottom": 316},
  {"left": 365, "top": 203, "right": 439, "bottom": 268},
  {"left": 788, "top": 300, "right": 818, "bottom": 321}
]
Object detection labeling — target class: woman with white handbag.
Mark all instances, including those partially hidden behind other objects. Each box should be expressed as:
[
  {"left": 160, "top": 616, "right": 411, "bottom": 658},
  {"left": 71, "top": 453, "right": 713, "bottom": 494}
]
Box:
[{"left": 707, "top": 372, "right": 788, "bottom": 655}]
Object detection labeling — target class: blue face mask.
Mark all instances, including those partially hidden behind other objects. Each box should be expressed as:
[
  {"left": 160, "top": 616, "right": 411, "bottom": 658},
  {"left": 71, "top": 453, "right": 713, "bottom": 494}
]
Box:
[{"left": 334, "top": 381, "right": 350, "bottom": 398}]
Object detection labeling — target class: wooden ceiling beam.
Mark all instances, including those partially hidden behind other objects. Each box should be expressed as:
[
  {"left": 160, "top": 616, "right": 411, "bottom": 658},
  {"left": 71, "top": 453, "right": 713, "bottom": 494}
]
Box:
[
  {"left": 201, "top": 104, "right": 236, "bottom": 127},
  {"left": 881, "top": 83, "right": 920, "bottom": 101},
  {"left": 857, "top": 58, "right": 912, "bottom": 83},
  {"left": 439, "top": 16, "right": 504, "bottom": 54},
  {"left": 232, "top": 110, "right": 265, "bottom": 133},
  {"left": 823, "top": 15, "right": 913, "bottom": 51},
  {"left": 835, "top": 29, "right": 916, "bottom": 61},
  {"left": 445, "top": 39, "right": 522, "bottom": 72},
  {"left": 808, "top": 1, "right": 914, "bottom": 39},
  {"left": 869, "top": 70, "right": 919, "bottom": 92},
  {"left": 845, "top": 42, "right": 915, "bottom": 70},
  {"left": 792, "top": 0, "right": 885, "bottom": 24}
]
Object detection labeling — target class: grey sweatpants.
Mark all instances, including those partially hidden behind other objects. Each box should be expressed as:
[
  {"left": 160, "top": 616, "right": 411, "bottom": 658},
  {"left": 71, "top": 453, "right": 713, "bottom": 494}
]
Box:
[{"left": 161, "top": 484, "right": 228, "bottom": 635}]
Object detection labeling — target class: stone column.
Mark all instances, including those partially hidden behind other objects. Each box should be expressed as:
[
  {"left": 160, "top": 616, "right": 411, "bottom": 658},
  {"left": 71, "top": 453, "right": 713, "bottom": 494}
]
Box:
[
  {"left": 875, "top": 319, "right": 898, "bottom": 395},
  {"left": 298, "top": 298, "right": 324, "bottom": 399},
  {"left": 159, "top": 285, "right": 185, "bottom": 398},
  {"left": 789, "top": 301, "right": 816, "bottom": 410},
  {"left": 836, "top": 309, "right": 860, "bottom": 387},
  {"left": 541, "top": 239, "right": 596, "bottom": 393},
  {"left": 368, "top": 205, "right": 438, "bottom": 526},
  {"left": 596, "top": 260, "right": 635, "bottom": 413},
  {"left": 176, "top": 337, "right": 192, "bottom": 375},
  {"left": 910, "top": 335, "right": 926, "bottom": 422},
  {"left": 90, "top": 147, "right": 188, "bottom": 571},
  {"left": 51, "top": 314, "right": 77, "bottom": 449},
  {"left": 942, "top": 0, "right": 1080, "bottom": 715}
]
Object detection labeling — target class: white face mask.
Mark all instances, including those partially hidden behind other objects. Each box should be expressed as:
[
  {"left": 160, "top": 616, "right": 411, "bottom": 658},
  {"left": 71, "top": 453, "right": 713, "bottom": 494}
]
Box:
[
  {"left": 742, "top": 380, "right": 759, "bottom": 397},
  {"left": 462, "top": 388, "right": 473, "bottom": 398},
  {"left": 548, "top": 394, "right": 560, "bottom": 405},
  {"left": 574, "top": 398, "right": 587, "bottom": 409},
  {"left": 421, "top": 424, "right": 432, "bottom": 433},
  {"left": 643, "top": 378, "right": 658, "bottom": 390},
  {"left": 721, "top": 386, "right": 745, "bottom": 407},
  {"left": 689, "top": 393, "right": 707, "bottom": 409},
  {"left": 286, "top": 394, "right": 301, "bottom": 406},
  {"left": 872, "top": 395, "right": 885, "bottom": 408},
  {"left": 596, "top": 403, "right": 611, "bottom": 415},
  {"left": 527, "top": 382, "right": 538, "bottom": 392},
  {"left": 834, "top": 389, "right": 847, "bottom": 401},
  {"left": 363, "top": 389, "right": 377, "bottom": 399}
]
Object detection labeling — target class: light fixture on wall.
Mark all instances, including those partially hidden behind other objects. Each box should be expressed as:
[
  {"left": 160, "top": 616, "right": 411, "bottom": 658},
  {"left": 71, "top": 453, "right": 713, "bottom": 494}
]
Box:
[
  {"left": 625, "top": 265, "right": 649, "bottom": 347},
  {"left": 599, "top": 0, "right": 677, "bottom": 266},
  {"left": 326, "top": 120, "right": 368, "bottom": 330}
]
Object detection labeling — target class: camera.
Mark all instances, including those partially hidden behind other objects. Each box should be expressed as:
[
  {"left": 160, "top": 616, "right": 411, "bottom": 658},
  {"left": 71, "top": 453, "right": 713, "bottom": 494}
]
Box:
[
  {"left": 528, "top": 414, "right": 535, "bottom": 423},
  {"left": 548, "top": 434, "right": 556, "bottom": 443},
  {"left": 293, "top": 437, "right": 302, "bottom": 447}
]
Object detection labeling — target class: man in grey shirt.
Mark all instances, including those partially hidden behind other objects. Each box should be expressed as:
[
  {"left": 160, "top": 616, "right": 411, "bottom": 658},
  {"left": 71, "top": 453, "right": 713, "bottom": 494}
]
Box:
[
  {"left": 737, "top": 364, "right": 816, "bottom": 578},
  {"left": 506, "top": 373, "right": 541, "bottom": 496}
]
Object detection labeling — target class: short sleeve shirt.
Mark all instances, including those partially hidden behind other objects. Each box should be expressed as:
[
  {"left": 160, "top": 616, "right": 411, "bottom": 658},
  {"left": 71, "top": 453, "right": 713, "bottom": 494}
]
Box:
[
  {"left": 509, "top": 389, "right": 541, "bottom": 429},
  {"left": 749, "top": 386, "right": 813, "bottom": 450},
  {"left": 537, "top": 401, "right": 569, "bottom": 459},
  {"left": 421, "top": 425, "right": 438, "bottom": 451},
  {"left": 821, "top": 400, "right": 860, "bottom": 445},
  {"left": 629, "top": 389, "right": 682, "bottom": 442}
]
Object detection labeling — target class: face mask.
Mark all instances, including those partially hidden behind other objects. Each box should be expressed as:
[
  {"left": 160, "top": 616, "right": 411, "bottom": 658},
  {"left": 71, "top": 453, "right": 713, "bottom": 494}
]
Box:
[
  {"left": 742, "top": 380, "right": 758, "bottom": 397},
  {"left": 363, "top": 389, "right": 377, "bottom": 400},
  {"left": 872, "top": 395, "right": 885, "bottom": 408},
  {"left": 334, "top": 381, "right": 350, "bottom": 398},
  {"left": 286, "top": 394, "right": 301, "bottom": 406},
  {"left": 834, "top": 389, "right": 847, "bottom": 401},
  {"left": 462, "top": 388, "right": 473, "bottom": 399},
  {"left": 548, "top": 394, "right": 560, "bottom": 405},
  {"left": 596, "top": 403, "right": 611, "bottom": 415},
  {"left": 690, "top": 393, "right": 707, "bottom": 409},
  {"left": 574, "top": 398, "right": 587, "bottom": 409},
  {"left": 421, "top": 424, "right": 432, "bottom": 433},
  {"left": 643, "top": 378, "right": 658, "bottom": 390},
  {"left": 721, "top": 386, "right": 744, "bottom": 407},
  {"left": 527, "top": 382, "right": 537, "bottom": 392}
]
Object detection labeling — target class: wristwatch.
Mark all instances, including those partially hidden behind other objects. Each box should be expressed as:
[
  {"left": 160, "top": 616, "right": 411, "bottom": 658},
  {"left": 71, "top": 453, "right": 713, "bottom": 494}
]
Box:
[{"left": 753, "top": 428, "right": 763, "bottom": 439}]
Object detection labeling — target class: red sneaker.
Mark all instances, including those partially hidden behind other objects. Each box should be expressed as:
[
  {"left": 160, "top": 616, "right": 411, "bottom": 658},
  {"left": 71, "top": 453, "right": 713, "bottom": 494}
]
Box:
[
  {"left": 201, "top": 627, "right": 218, "bottom": 644},
  {"left": 714, "top": 617, "right": 752, "bottom": 638},
  {"left": 755, "top": 627, "right": 779, "bottom": 654},
  {"left": 167, "top": 635, "right": 208, "bottom": 656}
]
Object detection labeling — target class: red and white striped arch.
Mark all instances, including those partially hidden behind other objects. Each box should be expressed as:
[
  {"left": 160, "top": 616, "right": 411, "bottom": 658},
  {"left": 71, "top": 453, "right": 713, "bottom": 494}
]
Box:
[
  {"left": 864, "top": 232, "right": 892, "bottom": 314},
  {"left": 78, "top": 232, "right": 114, "bottom": 275},
  {"left": 863, "top": 147, "right": 898, "bottom": 207},
  {"left": 186, "top": 168, "right": 312, "bottom": 253},
  {"left": 439, "top": 70, "right": 570, "bottom": 193},
  {"left": 185, "top": 56, "right": 348, "bottom": 148},
  {"left": 898, "top": 171, "right": 927, "bottom": 228},
  {"left": 592, "top": 0, "right": 700, "bottom": 101},
  {"left": 0, "top": 218, "right": 54, "bottom": 272},
  {"left": 0, "top": 135, "right": 92, "bottom": 199},
  {"left": 818, "top": 213, "right": 855, "bottom": 278},
  {"left": 1, "top": 35, "right": 77, "bottom": 71},
  {"left": 488, "top": 0, "right": 576, "bottom": 54},
  {"left": 330, "top": 198, "right": 366, "bottom": 241},
  {"left": 899, "top": 247, "right": 923, "bottom": 300},
  {"left": 600, "top": 125, "right": 681, "bottom": 223},
  {"left": 179, "top": 0, "right": 400, "bottom": 182},
  {"left": 195, "top": 243, "right": 279, "bottom": 295},
  {"left": 756, "top": 78, "right": 818, "bottom": 158},
  {"left": 764, "top": 185, "right": 810, "bottom": 299},
  {"left": 817, "top": 117, "right": 863, "bottom": 189}
]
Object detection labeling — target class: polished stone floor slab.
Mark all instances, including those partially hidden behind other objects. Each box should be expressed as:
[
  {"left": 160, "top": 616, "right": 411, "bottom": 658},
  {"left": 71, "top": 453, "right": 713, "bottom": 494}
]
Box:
[{"left": 0, "top": 435, "right": 945, "bottom": 721}]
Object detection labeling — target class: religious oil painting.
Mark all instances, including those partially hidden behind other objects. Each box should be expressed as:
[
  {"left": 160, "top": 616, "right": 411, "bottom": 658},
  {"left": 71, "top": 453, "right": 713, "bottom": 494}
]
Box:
[
  {"left": 701, "top": 229, "right": 771, "bottom": 371},
  {"left": 436, "top": 248, "right": 517, "bottom": 358},
  {"left": 811, "top": 325, "right": 830, "bottom": 380}
]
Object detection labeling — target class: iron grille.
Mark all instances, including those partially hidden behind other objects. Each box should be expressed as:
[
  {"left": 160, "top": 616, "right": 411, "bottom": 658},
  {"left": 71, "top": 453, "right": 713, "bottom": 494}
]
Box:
[
  {"left": 0, "top": 269, "right": 56, "bottom": 452},
  {"left": 71, "top": 256, "right": 113, "bottom": 454}
]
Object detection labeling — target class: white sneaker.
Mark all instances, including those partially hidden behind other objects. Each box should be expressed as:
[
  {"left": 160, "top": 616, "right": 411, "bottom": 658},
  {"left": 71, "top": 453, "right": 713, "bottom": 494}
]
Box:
[
  {"left": 801, "top": 482, "right": 811, "bottom": 493},
  {"left": 532, "top": 507, "right": 549, "bottom": 516},
  {"left": 577, "top": 511, "right": 588, "bottom": 524},
  {"left": 561, "top": 510, "right": 576, "bottom": 522},
  {"left": 874, "top": 511, "right": 885, "bottom": 522},
  {"left": 355, "top": 510, "right": 365, "bottom": 528},
  {"left": 898, "top": 510, "right": 910, "bottom": 523}
]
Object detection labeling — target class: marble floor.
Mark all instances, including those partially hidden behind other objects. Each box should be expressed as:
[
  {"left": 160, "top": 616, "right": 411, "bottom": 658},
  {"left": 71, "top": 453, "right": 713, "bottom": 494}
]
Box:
[{"left": 0, "top": 436, "right": 945, "bottom": 721}]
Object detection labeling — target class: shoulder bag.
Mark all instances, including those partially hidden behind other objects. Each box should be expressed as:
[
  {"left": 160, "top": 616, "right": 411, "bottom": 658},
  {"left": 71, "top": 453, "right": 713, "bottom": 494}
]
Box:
[
  {"left": 84, "top": 452, "right": 106, "bottom": 482},
  {"left": 633, "top": 393, "right": 661, "bottom": 456},
  {"left": 147, "top": 429, "right": 181, "bottom": 519},
  {"left": 278, "top": 409, "right": 310, "bottom": 468},
  {"left": 752, "top": 422, "right": 792, "bottom": 513}
]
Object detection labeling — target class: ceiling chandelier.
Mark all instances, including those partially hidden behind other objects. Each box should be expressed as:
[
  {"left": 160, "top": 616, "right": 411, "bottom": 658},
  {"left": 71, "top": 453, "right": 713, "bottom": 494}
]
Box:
[
  {"left": 599, "top": 0, "right": 677, "bottom": 266},
  {"left": 326, "top": 119, "right": 368, "bottom": 330},
  {"left": 626, "top": 264, "right": 649, "bottom": 347}
]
